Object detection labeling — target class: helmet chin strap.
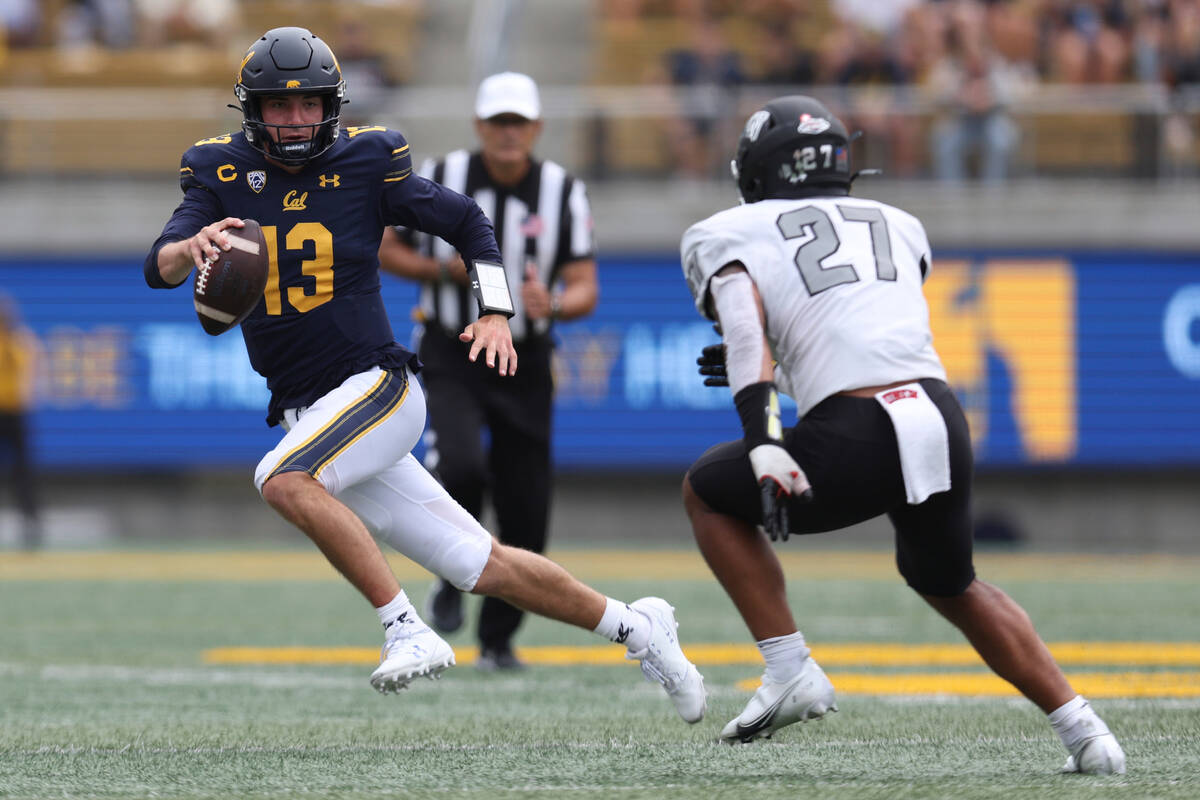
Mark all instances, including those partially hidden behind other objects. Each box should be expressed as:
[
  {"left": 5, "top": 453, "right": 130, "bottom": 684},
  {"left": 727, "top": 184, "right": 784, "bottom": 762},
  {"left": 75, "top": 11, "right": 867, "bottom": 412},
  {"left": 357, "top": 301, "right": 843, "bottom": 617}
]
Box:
[
  {"left": 273, "top": 140, "right": 315, "bottom": 163},
  {"left": 242, "top": 114, "right": 339, "bottom": 165}
]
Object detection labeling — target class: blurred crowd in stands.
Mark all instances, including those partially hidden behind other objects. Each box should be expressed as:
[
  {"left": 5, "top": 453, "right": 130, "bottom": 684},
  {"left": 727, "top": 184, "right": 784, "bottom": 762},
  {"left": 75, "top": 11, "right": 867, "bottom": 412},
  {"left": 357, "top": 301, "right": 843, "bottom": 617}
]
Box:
[
  {"left": 0, "top": 2, "right": 412, "bottom": 56},
  {"left": 2, "top": 1, "right": 1198, "bottom": 180},
  {"left": 603, "top": 0, "right": 1200, "bottom": 179},
  {"left": 0, "top": 1, "right": 414, "bottom": 124},
  {"left": 0, "top": 1, "right": 241, "bottom": 49},
  {"left": 603, "top": 0, "right": 1200, "bottom": 86}
]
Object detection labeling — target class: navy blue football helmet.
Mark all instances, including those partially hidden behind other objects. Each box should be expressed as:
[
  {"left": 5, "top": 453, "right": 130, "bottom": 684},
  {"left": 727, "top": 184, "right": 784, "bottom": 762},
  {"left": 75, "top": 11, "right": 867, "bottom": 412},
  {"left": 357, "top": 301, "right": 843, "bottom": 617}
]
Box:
[{"left": 235, "top": 27, "right": 345, "bottom": 166}]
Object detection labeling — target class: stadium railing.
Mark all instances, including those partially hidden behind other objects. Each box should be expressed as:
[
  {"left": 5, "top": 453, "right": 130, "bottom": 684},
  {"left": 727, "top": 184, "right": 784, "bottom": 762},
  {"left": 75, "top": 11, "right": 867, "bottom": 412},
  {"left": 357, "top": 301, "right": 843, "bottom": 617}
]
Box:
[{"left": 0, "top": 82, "right": 1193, "bottom": 180}]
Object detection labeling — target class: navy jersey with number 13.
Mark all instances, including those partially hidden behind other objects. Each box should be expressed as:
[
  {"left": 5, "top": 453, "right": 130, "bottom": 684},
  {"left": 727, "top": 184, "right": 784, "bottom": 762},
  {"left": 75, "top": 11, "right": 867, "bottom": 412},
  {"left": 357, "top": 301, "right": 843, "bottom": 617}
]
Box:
[{"left": 144, "top": 126, "right": 502, "bottom": 426}]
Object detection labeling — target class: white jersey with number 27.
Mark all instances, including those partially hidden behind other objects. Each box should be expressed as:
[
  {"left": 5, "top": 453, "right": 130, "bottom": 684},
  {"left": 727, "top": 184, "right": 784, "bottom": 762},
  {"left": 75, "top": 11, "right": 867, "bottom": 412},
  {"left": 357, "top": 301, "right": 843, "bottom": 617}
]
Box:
[{"left": 681, "top": 196, "right": 947, "bottom": 419}]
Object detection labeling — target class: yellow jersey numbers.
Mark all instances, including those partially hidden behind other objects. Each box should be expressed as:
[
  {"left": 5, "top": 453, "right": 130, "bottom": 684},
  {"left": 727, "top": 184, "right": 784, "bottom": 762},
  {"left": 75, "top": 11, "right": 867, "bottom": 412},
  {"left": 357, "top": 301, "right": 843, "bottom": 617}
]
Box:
[{"left": 261, "top": 223, "right": 335, "bottom": 315}]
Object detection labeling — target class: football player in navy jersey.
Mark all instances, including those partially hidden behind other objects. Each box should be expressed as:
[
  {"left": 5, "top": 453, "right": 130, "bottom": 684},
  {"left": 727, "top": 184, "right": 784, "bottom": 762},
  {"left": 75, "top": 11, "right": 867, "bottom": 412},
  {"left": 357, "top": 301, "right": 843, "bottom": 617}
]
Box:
[{"left": 143, "top": 27, "right": 706, "bottom": 724}]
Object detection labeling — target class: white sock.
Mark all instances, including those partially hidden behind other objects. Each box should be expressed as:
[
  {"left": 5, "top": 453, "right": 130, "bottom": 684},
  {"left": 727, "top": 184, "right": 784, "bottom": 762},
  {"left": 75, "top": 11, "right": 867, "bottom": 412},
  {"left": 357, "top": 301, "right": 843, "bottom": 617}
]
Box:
[
  {"left": 1048, "top": 695, "right": 1110, "bottom": 751},
  {"left": 592, "top": 597, "right": 650, "bottom": 653},
  {"left": 375, "top": 590, "right": 417, "bottom": 630},
  {"left": 757, "top": 631, "right": 811, "bottom": 683}
]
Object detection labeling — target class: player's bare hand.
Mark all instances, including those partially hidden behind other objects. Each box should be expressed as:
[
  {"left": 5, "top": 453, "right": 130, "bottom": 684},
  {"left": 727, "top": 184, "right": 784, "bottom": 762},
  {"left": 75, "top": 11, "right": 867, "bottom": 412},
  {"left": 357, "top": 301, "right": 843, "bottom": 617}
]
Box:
[
  {"left": 521, "top": 263, "right": 553, "bottom": 320},
  {"left": 747, "top": 443, "right": 813, "bottom": 541},
  {"left": 189, "top": 217, "right": 245, "bottom": 270},
  {"left": 460, "top": 313, "right": 518, "bottom": 376}
]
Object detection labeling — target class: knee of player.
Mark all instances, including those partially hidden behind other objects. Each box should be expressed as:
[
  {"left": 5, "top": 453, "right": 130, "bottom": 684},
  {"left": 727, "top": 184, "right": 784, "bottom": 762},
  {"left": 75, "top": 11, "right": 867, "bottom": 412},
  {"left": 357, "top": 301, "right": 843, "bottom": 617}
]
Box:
[
  {"left": 469, "top": 539, "right": 513, "bottom": 596},
  {"left": 260, "top": 469, "right": 317, "bottom": 511},
  {"left": 909, "top": 571, "right": 978, "bottom": 601},
  {"left": 435, "top": 531, "right": 497, "bottom": 593}
]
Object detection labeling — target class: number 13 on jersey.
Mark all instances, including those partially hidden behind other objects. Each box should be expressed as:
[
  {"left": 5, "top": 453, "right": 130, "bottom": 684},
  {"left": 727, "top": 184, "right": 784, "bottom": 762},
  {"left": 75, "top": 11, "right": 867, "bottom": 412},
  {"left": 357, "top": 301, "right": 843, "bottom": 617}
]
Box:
[{"left": 261, "top": 222, "right": 335, "bottom": 314}]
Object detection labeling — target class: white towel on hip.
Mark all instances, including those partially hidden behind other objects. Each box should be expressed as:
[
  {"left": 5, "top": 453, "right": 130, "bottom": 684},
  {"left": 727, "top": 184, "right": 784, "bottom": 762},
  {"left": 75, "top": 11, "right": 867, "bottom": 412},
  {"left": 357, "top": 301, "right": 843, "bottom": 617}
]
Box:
[{"left": 874, "top": 382, "right": 952, "bottom": 505}]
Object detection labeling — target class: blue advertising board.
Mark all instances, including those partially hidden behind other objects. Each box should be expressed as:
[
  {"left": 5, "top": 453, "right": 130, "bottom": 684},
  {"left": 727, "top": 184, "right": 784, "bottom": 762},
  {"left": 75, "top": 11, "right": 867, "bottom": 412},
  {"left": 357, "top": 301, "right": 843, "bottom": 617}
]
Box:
[{"left": 2, "top": 251, "right": 1199, "bottom": 470}]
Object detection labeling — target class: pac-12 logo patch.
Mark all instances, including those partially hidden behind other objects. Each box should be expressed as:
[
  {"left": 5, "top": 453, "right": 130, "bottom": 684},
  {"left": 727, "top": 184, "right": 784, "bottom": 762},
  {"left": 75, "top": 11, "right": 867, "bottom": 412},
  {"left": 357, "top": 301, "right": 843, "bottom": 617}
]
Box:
[{"left": 247, "top": 170, "right": 267, "bottom": 193}]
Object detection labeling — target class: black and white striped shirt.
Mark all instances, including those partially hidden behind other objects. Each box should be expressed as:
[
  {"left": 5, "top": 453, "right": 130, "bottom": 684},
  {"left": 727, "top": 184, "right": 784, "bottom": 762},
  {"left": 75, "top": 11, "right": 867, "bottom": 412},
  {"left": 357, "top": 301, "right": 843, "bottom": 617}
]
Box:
[{"left": 401, "top": 149, "right": 595, "bottom": 341}]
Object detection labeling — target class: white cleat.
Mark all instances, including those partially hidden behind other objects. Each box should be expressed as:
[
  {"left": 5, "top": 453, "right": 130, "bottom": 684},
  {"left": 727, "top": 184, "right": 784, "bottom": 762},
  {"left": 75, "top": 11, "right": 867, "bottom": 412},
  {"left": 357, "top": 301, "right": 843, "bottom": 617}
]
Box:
[
  {"left": 1061, "top": 732, "right": 1126, "bottom": 775},
  {"left": 720, "top": 657, "right": 837, "bottom": 743},
  {"left": 626, "top": 597, "right": 707, "bottom": 724},
  {"left": 369, "top": 614, "right": 455, "bottom": 694}
]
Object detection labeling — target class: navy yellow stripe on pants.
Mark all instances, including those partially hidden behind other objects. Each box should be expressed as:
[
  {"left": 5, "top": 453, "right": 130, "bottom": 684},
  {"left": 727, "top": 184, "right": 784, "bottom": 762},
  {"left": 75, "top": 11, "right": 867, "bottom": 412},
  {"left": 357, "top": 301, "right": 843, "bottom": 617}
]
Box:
[{"left": 268, "top": 369, "right": 409, "bottom": 481}]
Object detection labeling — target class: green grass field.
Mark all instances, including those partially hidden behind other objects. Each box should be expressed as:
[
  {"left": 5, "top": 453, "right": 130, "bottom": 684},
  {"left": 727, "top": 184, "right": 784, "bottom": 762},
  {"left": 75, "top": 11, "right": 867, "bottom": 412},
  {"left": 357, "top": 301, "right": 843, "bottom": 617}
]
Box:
[{"left": 2, "top": 546, "right": 1199, "bottom": 799}]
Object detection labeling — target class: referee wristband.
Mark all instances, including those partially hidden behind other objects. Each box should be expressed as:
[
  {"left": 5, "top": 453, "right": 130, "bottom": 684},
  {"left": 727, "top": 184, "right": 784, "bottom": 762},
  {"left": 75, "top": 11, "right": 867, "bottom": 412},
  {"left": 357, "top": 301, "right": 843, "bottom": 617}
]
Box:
[{"left": 734, "top": 381, "right": 784, "bottom": 449}]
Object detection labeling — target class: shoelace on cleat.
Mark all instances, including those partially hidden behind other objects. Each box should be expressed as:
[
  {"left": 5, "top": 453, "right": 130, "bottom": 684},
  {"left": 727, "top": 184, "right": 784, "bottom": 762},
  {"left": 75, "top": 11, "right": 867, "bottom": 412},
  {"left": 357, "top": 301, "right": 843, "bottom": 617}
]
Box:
[
  {"left": 624, "top": 604, "right": 690, "bottom": 690},
  {"left": 630, "top": 642, "right": 685, "bottom": 690}
]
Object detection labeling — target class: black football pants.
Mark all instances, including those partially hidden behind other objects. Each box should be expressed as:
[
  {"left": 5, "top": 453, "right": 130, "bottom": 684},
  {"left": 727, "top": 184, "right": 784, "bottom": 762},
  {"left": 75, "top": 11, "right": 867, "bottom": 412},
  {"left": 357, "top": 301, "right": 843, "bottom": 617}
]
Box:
[
  {"left": 418, "top": 327, "right": 554, "bottom": 651},
  {"left": 686, "top": 379, "right": 976, "bottom": 597}
]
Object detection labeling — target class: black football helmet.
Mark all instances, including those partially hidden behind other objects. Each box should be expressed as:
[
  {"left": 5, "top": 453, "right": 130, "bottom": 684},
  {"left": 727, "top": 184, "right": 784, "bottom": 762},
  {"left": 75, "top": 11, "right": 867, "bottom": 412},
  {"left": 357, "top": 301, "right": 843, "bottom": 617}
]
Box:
[
  {"left": 235, "top": 27, "right": 345, "bottom": 166},
  {"left": 731, "top": 95, "right": 852, "bottom": 203}
]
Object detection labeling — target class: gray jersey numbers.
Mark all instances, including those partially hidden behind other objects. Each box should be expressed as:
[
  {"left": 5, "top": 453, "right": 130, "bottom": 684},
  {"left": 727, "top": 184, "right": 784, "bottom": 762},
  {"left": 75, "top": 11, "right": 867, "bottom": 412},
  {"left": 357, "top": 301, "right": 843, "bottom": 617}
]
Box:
[
  {"left": 778, "top": 204, "right": 897, "bottom": 296},
  {"left": 681, "top": 196, "right": 946, "bottom": 418}
]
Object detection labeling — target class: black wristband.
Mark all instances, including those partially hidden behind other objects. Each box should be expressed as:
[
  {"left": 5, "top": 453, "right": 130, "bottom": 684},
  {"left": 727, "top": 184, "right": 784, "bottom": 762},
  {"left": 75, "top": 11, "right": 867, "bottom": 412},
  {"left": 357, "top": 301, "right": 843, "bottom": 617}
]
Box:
[
  {"left": 734, "top": 381, "right": 784, "bottom": 449},
  {"left": 467, "top": 260, "right": 515, "bottom": 319}
]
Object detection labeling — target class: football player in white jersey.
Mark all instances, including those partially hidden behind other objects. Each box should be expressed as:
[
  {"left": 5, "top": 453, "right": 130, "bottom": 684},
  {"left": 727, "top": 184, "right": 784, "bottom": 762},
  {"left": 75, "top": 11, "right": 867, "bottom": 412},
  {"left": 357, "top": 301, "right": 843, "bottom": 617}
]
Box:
[{"left": 680, "top": 95, "right": 1124, "bottom": 774}]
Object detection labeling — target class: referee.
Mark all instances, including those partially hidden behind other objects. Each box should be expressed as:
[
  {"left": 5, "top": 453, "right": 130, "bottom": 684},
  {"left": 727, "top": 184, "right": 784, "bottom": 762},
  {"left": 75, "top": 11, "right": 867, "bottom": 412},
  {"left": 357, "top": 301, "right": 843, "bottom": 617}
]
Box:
[{"left": 378, "top": 72, "right": 598, "bottom": 671}]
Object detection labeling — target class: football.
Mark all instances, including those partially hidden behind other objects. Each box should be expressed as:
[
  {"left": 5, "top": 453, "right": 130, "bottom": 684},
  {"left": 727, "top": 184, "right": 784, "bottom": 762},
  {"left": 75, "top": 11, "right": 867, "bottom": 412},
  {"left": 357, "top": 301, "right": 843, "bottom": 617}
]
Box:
[{"left": 192, "top": 219, "right": 269, "bottom": 336}]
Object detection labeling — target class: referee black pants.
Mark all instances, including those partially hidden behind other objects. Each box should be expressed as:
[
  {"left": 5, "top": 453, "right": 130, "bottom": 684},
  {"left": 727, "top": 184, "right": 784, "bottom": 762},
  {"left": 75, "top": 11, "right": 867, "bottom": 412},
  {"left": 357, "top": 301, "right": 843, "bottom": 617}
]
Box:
[
  {"left": 0, "top": 411, "right": 40, "bottom": 545},
  {"left": 418, "top": 327, "right": 554, "bottom": 651}
]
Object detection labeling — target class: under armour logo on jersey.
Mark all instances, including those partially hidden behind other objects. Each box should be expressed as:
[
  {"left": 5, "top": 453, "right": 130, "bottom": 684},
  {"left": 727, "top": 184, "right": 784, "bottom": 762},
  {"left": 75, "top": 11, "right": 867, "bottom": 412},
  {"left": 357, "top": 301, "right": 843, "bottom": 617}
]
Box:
[
  {"left": 282, "top": 190, "right": 308, "bottom": 211},
  {"left": 319, "top": 173, "right": 340, "bottom": 188},
  {"left": 615, "top": 623, "right": 632, "bottom": 644}
]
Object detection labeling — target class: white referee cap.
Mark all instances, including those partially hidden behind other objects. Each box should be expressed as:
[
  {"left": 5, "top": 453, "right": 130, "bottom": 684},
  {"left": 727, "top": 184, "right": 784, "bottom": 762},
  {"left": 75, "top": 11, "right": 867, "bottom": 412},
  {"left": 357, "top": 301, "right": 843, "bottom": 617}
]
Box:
[{"left": 475, "top": 72, "right": 541, "bottom": 120}]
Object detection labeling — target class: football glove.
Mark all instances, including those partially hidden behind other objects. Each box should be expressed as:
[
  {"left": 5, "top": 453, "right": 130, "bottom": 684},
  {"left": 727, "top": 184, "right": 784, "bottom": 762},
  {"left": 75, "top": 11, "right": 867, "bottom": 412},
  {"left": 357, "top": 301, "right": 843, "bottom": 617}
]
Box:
[
  {"left": 748, "top": 444, "right": 813, "bottom": 542},
  {"left": 697, "top": 343, "right": 728, "bottom": 387}
]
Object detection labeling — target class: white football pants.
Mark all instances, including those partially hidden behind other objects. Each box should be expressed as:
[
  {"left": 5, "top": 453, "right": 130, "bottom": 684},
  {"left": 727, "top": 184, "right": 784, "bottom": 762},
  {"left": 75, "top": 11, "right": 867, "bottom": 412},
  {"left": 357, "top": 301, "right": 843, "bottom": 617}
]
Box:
[{"left": 253, "top": 366, "right": 493, "bottom": 590}]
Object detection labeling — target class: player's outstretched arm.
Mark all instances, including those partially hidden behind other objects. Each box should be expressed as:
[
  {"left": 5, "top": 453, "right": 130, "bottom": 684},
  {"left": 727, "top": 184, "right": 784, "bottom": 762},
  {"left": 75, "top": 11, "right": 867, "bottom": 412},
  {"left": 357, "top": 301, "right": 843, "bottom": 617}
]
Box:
[
  {"left": 459, "top": 313, "right": 518, "bottom": 376},
  {"left": 377, "top": 227, "right": 469, "bottom": 285},
  {"left": 710, "top": 264, "right": 812, "bottom": 540},
  {"left": 156, "top": 217, "right": 245, "bottom": 286}
]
